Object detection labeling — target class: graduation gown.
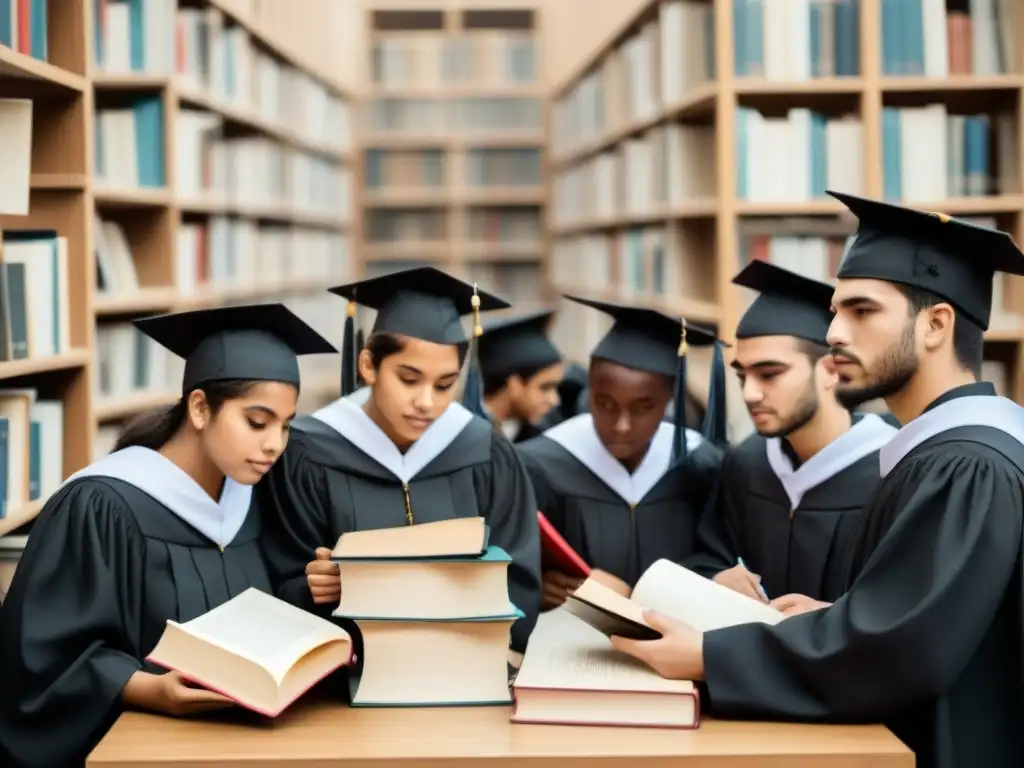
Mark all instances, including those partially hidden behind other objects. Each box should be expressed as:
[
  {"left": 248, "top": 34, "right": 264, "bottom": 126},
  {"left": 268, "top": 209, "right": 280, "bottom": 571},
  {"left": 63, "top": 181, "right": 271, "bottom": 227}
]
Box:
[
  {"left": 0, "top": 447, "right": 269, "bottom": 768},
  {"left": 257, "top": 398, "right": 542, "bottom": 652},
  {"left": 517, "top": 414, "right": 723, "bottom": 587},
  {"left": 687, "top": 413, "right": 896, "bottom": 602},
  {"left": 701, "top": 382, "right": 1024, "bottom": 768}
]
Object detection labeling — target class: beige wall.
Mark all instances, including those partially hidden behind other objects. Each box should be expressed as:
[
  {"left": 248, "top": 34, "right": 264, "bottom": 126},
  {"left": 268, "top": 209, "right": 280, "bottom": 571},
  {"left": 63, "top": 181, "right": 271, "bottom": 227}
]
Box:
[{"left": 542, "top": 0, "right": 651, "bottom": 92}]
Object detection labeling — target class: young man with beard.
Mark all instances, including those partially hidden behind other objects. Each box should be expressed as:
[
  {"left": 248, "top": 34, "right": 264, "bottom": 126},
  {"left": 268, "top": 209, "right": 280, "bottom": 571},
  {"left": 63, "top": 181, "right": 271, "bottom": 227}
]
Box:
[
  {"left": 687, "top": 260, "right": 896, "bottom": 604},
  {"left": 609, "top": 192, "right": 1024, "bottom": 768}
]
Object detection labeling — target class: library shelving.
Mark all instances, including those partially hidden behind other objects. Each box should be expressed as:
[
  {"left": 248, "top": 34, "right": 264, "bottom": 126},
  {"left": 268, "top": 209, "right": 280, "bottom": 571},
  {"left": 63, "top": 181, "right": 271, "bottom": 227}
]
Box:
[
  {"left": 89, "top": 0, "right": 355, "bottom": 458},
  {"left": 548, "top": 0, "right": 1024, "bottom": 415},
  {"left": 0, "top": 0, "right": 353, "bottom": 548},
  {"left": 358, "top": 2, "right": 549, "bottom": 320}
]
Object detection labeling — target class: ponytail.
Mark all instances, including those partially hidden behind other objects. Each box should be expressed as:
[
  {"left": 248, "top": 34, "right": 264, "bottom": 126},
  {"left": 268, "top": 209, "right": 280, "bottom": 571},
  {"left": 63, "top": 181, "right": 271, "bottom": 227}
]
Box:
[
  {"left": 113, "top": 379, "right": 263, "bottom": 453},
  {"left": 114, "top": 399, "right": 188, "bottom": 452}
]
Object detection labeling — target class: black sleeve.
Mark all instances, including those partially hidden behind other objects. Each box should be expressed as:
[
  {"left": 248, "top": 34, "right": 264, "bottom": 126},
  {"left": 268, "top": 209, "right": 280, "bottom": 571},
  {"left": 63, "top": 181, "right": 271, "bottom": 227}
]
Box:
[
  {"left": 515, "top": 442, "right": 560, "bottom": 523},
  {"left": 701, "top": 449, "right": 1023, "bottom": 722},
  {"left": 685, "top": 447, "right": 744, "bottom": 579},
  {"left": 0, "top": 481, "right": 147, "bottom": 768},
  {"left": 256, "top": 434, "right": 334, "bottom": 616},
  {"left": 484, "top": 435, "right": 542, "bottom": 653}
]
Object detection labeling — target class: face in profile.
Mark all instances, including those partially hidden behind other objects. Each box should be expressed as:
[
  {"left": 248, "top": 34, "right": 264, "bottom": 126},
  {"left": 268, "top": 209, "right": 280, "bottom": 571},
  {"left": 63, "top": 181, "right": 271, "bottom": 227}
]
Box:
[
  {"left": 194, "top": 381, "right": 298, "bottom": 485},
  {"left": 509, "top": 363, "right": 564, "bottom": 424},
  {"left": 732, "top": 335, "right": 833, "bottom": 438},
  {"left": 827, "top": 278, "right": 920, "bottom": 409},
  {"left": 360, "top": 335, "right": 462, "bottom": 446},
  {"left": 588, "top": 359, "right": 673, "bottom": 462}
]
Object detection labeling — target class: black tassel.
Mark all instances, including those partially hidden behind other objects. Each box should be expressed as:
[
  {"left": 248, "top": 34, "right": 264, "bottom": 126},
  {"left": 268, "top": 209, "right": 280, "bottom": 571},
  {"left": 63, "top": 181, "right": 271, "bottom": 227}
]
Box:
[
  {"left": 461, "top": 284, "right": 488, "bottom": 417},
  {"left": 672, "top": 318, "right": 689, "bottom": 463},
  {"left": 700, "top": 340, "right": 728, "bottom": 446}
]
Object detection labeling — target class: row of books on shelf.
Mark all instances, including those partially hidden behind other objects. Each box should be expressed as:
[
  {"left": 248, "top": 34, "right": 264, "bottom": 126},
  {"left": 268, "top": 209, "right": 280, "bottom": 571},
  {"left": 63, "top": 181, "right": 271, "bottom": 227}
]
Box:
[
  {"left": 364, "top": 148, "right": 543, "bottom": 191},
  {"left": 362, "top": 208, "right": 544, "bottom": 246},
  {"left": 0, "top": 229, "right": 72, "bottom": 363},
  {"left": 95, "top": 290, "right": 344, "bottom": 408},
  {"left": 96, "top": 214, "right": 349, "bottom": 299},
  {"left": 734, "top": 0, "right": 860, "bottom": 79},
  {"left": 553, "top": 123, "right": 715, "bottom": 224},
  {"left": 880, "top": 0, "right": 1016, "bottom": 76},
  {"left": 365, "top": 97, "right": 542, "bottom": 135},
  {"left": 371, "top": 32, "right": 538, "bottom": 88},
  {"left": 552, "top": 0, "right": 714, "bottom": 156},
  {"left": 0, "top": 388, "right": 62, "bottom": 519},
  {"left": 176, "top": 111, "right": 350, "bottom": 216},
  {"left": 95, "top": 0, "right": 350, "bottom": 152},
  {"left": 881, "top": 105, "right": 1019, "bottom": 202},
  {"left": 0, "top": 0, "right": 47, "bottom": 61}
]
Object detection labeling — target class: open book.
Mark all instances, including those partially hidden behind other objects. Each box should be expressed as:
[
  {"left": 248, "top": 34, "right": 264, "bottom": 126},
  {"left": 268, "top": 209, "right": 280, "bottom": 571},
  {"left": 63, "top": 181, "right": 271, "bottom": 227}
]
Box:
[
  {"left": 332, "top": 516, "right": 489, "bottom": 560},
  {"left": 147, "top": 588, "right": 353, "bottom": 717},
  {"left": 566, "top": 559, "right": 785, "bottom": 637}
]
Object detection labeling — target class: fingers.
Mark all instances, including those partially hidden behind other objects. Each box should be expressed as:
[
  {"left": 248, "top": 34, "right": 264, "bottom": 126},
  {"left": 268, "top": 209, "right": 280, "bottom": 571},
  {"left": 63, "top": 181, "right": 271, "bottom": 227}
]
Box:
[
  {"left": 315, "top": 547, "right": 333, "bottom": 560},
  {"left": 306, "top": 556, "right": 339, "bottom": 577},
  {"left": 769, "top": 593, "right": 803, "bottom": 611},
  {"left": 609, "top": 635, "right": 646, "bottom": 661},
  {"left": 541, "top": 583, "right": 569, "bottom": 609},
  {"left": 545, "top": 570, "right": 581, "bottom": 590}
]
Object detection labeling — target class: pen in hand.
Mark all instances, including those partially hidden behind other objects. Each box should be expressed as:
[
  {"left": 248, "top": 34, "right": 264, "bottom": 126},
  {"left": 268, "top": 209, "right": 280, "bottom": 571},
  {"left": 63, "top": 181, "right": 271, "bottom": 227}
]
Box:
[{"left": 737, "top": 557, "right": 770, "bottom": 602}]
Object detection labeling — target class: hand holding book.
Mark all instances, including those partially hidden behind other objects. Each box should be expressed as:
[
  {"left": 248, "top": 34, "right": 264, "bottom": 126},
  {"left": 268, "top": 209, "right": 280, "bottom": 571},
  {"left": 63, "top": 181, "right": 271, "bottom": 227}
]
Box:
[
  {"left": 306, "top": 547, "right": 341, "bottom": 605},
  {"left": 609, "top": 609, "right": 706, "bottom": 682},
  {"left": 122, "top": 669, "right": 235, "bottom": 717}
]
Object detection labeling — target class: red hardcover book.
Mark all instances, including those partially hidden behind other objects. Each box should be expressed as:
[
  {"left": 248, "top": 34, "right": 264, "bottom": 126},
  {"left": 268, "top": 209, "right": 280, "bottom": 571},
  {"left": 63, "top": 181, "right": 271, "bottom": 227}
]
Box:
[{"left": 538, "top": 511, "right": 590, "bottom": 578}]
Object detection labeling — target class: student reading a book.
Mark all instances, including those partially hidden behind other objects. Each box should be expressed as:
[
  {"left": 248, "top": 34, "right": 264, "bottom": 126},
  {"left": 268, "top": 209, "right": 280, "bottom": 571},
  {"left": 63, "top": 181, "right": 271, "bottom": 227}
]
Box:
[
  {"left": 517, "top": 296, "right": 727, "bottom": 610},
  {"left": 687, "top": 261, "right": 896, "bottom": 604},
  {"left": 258, "top": 267, "right": 543, "bottom": 654},
  {"left": 610, "top": 193, "right": 1024, "bottom": 768},
  {"left": 480, "top": 309, "right": 565, "bottom": 443},
  {"left": 0, "top": 304, "right": 335, "bottom": 768}
]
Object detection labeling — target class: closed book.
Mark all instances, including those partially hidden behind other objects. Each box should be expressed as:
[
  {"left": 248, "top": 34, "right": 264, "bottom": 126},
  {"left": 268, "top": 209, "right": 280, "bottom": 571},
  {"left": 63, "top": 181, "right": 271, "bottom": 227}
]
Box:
[
  {"left": 538, "top": 511, "right": 590, "bottom": 578},
  {"left": 331, "top": 516, "right": 489, "bottom": 560},
  {"left": 512, "top": 609, "right": 699, "bottom": 729}
]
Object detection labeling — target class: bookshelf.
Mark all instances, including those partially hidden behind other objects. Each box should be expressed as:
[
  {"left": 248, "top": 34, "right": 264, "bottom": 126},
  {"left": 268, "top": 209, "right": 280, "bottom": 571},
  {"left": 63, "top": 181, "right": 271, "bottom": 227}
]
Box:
[
  {"left": 548, "top": 0, "right": 1024, "bottom": 411},
  {"left": 0, "top": 0, "right": 353, "bottom": 545},
  {"left": 358, "top": 1, "right": 548, "bottom": 319}
]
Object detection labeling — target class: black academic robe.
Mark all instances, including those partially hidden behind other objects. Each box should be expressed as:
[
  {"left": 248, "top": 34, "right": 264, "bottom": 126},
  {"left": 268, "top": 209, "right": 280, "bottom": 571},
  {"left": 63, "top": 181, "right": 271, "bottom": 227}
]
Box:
[
  {"left": 257, "top": 399, "right": 542, "bottom": 653},
  {"left": 687, "top": 413, "right": 897, "bottom": 602},
  {"left": 0, "top": 472, "right": 269, "bottom": 768},
  {"left": 701, "top": 382, "right": 1024, "bottom": 768},
  {"left": 517, "top": 414, "right": 723, "bottom": 587}
]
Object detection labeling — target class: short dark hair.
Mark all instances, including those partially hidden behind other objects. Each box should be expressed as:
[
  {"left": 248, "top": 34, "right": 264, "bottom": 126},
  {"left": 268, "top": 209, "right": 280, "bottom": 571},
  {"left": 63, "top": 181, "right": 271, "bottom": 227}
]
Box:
[
  {"left": 895, "top": 284, "right": 984, "bottom": 378},
  {"left": 364, "top": 332, "right": 469, "bottom": 370},
  {"left": 482, "top": 364, "right": 549, "bottom": 396},
  {"left": 794, "top": 338, "right": 830, "bottom": 362}
]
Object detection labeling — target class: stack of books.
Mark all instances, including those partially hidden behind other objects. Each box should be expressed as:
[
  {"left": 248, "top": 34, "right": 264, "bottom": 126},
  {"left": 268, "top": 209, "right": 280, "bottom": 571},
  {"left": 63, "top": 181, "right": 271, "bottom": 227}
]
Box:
[{"left": 331, "top": 517, "right": 522, "bottom": 707}]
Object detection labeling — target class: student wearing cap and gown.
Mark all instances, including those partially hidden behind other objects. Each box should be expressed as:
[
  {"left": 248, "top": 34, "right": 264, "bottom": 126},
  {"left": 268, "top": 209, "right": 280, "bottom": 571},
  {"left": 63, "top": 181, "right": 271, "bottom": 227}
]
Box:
[
  {"left": 687, "top": 261, "right": 896, "bottom": 604},
  {"left": 609, "top": 193, "right": 1024, "bottom": 768},
  {"left": 479, "top": 310, "right": 565, "bottom": 443},
  {"left": 517, "top": 296, "right": 728, "bottom": 609},
  {"left": 257, "top": 267, "right": 542, "bottom": 655},
  {"left": 0, "top": 305, "right": 335, "bottom": 768}
]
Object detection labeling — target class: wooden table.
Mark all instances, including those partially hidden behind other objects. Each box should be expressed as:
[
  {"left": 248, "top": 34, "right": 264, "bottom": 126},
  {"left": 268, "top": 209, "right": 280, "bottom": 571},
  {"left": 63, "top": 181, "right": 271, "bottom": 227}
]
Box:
[{"left": 87, "top": 700, "right": 914, "bottom": 768}]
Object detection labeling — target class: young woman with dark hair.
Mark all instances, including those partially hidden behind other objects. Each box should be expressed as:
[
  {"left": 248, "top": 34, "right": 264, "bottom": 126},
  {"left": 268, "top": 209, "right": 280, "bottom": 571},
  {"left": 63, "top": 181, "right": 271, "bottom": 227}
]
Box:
[
  {"left": 0, "top": 303, "right": 334, "bottom": 768},
  {"left": 257, "top": 266, "right": 543, "bottom": 659}
]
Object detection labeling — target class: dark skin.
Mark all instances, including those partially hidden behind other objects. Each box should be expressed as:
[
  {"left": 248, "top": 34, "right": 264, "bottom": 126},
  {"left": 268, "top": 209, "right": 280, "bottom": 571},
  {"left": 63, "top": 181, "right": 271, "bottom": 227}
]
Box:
[{"left": 541, "top": 358, "right": 673, "bottom": 610}]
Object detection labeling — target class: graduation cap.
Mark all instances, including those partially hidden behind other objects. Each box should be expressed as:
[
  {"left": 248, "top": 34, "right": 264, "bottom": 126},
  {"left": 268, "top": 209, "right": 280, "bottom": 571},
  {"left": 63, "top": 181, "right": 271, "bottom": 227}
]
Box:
[
  {"left": 733, "top": 260, "right": 836, "bottom": 345},
  {"left": 478, "top": 309, "right": 562, "bottom": 383},
  {"left": 564, "top": 295, "right": 728, "bottom": 457},
  {"left": 829, "top": 190, "right": 1024, "bottom": 330},
  {"left": 134, "top": 303, "right": 337, "bottom": 393},
  {"left": 328, "top": 267, "right": 511, "bottom": 417}
]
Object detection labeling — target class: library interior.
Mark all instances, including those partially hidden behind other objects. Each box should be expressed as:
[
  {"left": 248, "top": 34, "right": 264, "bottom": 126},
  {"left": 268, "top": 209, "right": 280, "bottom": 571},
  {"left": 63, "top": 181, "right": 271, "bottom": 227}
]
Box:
[{"left": 0, "top": 0, "right": 1019, "bottom": 766}]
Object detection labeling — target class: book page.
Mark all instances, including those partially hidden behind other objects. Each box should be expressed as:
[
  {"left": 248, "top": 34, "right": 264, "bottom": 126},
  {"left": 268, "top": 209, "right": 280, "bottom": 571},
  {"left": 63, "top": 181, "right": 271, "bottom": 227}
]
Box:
[
  {"left": 632, "top": 559, "right": 784, "bottom": 631},
  {"left": 516, "top": 610, "right": 693, "bottom": 694},
  {"left": 180, "top": 588, "right": 349, "bottom": 682}
]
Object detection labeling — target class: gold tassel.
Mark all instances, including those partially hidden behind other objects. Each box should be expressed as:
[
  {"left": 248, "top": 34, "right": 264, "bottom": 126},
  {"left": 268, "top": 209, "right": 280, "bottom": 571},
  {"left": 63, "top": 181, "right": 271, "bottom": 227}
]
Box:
[
  {"left": 677, "top": 317, "right": 688, "bottom": 357},
  {"left": 347, "top": 299, "right": 356, "bottom": 318},
  {"left": 471, "top": 282, "right": 482, "bottom": 338}
]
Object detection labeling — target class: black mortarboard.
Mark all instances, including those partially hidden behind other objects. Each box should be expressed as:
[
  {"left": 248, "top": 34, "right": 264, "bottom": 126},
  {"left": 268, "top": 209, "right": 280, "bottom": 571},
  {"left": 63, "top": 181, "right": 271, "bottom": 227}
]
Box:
[
  {"left": 564, "top": 295, "right": 728, "bottom": 457},
  {"left": 329, "top": 267, "right": 511, "bottom": 416},
  {"left": 829, "top": 191, "right": 1024, "bottom": 330},
  {"left": 134, "top": 303, "right": 336, "bottom": 393},
  {"left": 479, "top": 309, "right": 562, "bottom": 382},
  {"left": 734, "top": 260, "right": 836, "bottom": 345}
]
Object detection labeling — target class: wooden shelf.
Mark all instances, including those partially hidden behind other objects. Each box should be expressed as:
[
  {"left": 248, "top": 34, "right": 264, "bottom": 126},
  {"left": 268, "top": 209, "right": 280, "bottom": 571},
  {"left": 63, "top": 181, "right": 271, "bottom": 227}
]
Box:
[{"left": 548, "top": 0, "right": 1024, "bottom": 407}]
